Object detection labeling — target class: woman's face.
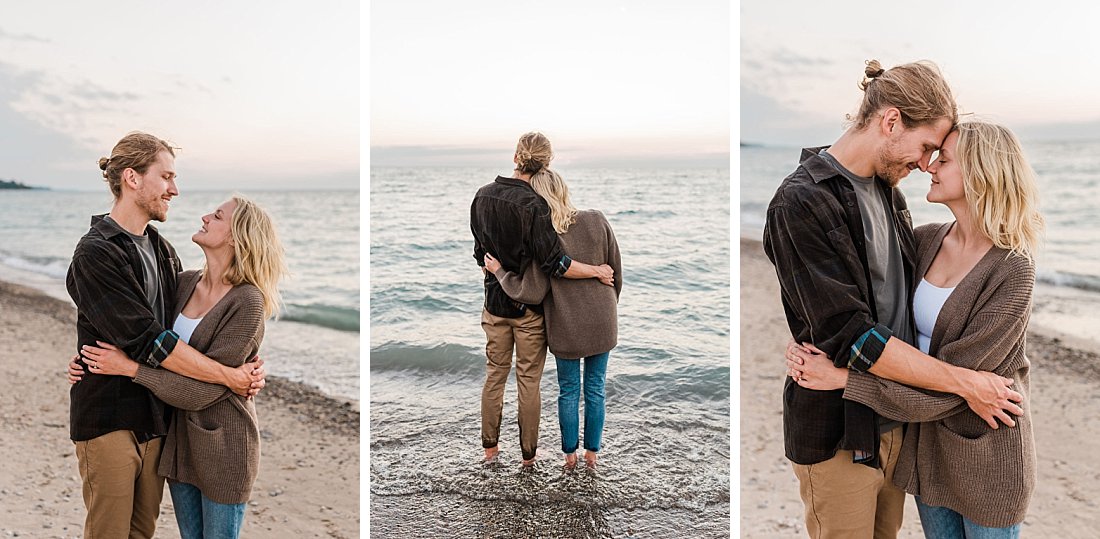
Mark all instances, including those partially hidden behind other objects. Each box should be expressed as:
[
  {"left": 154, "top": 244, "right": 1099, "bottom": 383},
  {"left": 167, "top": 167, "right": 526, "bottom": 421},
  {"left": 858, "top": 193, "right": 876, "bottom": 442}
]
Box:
[
  {"left": 925, "top": 130, "right": 965, "bottom": 205},
  {"left": 192, "top": 199, "right": 238, "bottom": 250}
]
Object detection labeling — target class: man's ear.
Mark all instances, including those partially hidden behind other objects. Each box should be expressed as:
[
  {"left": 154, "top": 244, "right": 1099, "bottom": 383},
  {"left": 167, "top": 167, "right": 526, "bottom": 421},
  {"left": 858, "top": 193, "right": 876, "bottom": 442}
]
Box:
[
  {"left": 123, "top": 168, "right": 142, "bottom": 191},
  {"left": 880, "top": 107, "right": 902, "bottom": 135}
]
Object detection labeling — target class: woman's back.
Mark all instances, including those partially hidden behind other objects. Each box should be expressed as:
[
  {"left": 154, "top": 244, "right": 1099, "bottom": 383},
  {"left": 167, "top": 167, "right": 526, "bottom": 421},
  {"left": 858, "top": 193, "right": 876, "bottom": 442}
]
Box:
[{"left": 543, "top": 209, "right": 622, "bottom": 358}]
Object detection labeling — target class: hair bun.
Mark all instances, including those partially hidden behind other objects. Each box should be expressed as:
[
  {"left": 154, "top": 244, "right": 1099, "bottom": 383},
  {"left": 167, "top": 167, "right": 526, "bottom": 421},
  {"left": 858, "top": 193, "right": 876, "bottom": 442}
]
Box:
[
  {"left": 98, "top": 157, "right": 110, "bottom": 171},
  {"left": 864, "top": 59, "right": 885, "bottom": 79}
]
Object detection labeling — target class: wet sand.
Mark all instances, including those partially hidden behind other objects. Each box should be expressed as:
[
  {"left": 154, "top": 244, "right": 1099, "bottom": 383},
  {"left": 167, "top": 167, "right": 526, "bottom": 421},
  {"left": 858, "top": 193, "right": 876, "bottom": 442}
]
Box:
[
  {"left": 0, "top": 279, "right": 360, "bottom": 538},
  {"left": 740, "top": 237, "right": 1100, "bottom": 538}
]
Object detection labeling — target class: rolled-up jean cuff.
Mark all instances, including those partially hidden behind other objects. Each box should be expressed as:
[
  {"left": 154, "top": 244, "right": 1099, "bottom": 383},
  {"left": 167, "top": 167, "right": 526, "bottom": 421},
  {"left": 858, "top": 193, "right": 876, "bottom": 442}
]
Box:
[
  {"left": 554, "top": 255, "right": 572, "bottom": 277},
  {"left": 847, "top": 323, "right": 893, "bottom": 373},
  {"left": 145, "top": 330, "right": 180, "bottom": 368}
]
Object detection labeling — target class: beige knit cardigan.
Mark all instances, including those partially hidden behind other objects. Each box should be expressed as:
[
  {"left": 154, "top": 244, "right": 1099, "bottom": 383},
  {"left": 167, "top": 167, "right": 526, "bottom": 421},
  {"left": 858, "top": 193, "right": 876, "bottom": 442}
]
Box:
[
  {"left": 493, "top": 209, "right": 622, "bottom": 359},
  {"left": 844, "top": 222, "right": 1036, "bottom": 528},
  {"left": 133, "top": 270, "right": 265, "bottom": 505}
]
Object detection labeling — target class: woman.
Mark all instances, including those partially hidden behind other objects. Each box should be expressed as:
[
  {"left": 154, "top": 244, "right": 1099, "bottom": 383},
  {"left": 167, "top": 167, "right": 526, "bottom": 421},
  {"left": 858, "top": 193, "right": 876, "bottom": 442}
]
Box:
[
  {"left": 483, "top": 134, "right": 622, "bottom": 470},
  {"left": 787, "top": 121, "right": 1043, "bottom": 537},
  {"left": 71, "top": 195, "right": 287, "bottom": 538}
]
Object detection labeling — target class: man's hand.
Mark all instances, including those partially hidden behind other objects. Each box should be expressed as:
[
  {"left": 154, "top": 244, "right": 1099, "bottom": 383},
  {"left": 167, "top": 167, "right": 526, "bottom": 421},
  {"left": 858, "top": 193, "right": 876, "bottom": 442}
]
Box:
[
  {"left": 227, "top": 356, "right": 266, "bottom": 398},
  {"left": 958, "top": 370, "right": 1024, "bottom": 429},
  {"left": 592, "top": 264, "right": 614, "bottom": 286}
]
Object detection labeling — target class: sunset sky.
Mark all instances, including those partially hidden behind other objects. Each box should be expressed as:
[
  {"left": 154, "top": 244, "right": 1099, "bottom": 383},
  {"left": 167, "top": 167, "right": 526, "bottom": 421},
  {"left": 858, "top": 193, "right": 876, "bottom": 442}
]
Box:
[
  {"left": 741, "top": 0, "right": 1100, "bottom": 146},
  {"left": 0, "top": 0, "right": 358, "bottom": 190}
]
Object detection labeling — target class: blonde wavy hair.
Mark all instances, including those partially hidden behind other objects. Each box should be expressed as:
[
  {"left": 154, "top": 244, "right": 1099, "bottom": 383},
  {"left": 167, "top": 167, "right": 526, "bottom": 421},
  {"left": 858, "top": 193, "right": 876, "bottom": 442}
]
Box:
[
  {"left": 531, "top": 168, "right": 578, "bottom": 234},
  {"left": 205, "top": 196, "right": 288, "bottom": 318},
  {"left": 954, "top": 121, "right": 1044, "bottom": 259}
]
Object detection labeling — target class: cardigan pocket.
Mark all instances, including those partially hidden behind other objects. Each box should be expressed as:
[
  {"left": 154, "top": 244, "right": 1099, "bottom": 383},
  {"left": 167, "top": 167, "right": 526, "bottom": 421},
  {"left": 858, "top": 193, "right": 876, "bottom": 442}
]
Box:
[{"left": 186, "top": 413, "right": 230, "bottom": 458}]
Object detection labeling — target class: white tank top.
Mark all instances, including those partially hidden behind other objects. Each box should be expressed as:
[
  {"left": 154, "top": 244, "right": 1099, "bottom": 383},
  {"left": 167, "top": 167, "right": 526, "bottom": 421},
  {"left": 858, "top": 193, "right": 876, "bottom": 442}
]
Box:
[
  {"left": 913, "top": 279, "right": 955, "bottom": 354},
  {"left": 173, "top": 313, "right": 203, "bottom": 345}
]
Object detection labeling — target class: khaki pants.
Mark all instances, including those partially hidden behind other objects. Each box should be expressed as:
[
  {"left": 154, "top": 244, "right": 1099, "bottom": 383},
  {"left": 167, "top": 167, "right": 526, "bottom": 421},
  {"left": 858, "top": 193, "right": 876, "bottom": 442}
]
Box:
[
  {"left": 791, "top": 426, "right": 905, "bottom": 539},
  {"left": 75, "top": 430, "right": 165, "bottom": 539},
  {"left": 481, "top": 308, "right": 547, "bottom": 461}
]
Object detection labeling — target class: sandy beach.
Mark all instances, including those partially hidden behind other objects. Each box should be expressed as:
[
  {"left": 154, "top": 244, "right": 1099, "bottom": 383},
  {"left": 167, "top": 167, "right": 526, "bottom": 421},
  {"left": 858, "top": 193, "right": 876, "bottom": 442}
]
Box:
[
  {"left": 740, "top": 237, "right": 1100, "bottom": 538},
  {"left": 0, "top": 280, "right": 360, "bottom": 538}
]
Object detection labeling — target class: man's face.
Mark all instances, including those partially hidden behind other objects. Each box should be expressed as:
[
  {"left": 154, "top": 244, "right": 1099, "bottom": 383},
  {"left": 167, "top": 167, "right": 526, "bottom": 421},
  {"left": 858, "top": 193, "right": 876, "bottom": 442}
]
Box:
[
  {"left": 876, "top": 116, "right": 953, "bottom": 187},
  {"left": 134, "top": 151, "right": 178, "bottom": 222}
]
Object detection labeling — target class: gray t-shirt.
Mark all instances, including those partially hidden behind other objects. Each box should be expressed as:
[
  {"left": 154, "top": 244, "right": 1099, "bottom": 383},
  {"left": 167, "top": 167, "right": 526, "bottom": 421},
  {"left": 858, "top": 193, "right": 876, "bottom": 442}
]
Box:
[
  {"left": 819, "top": 150, "right": 913, "bottom": 347},
  {"left": 104, "top": 216, "right": 165, "bottom": 327}
]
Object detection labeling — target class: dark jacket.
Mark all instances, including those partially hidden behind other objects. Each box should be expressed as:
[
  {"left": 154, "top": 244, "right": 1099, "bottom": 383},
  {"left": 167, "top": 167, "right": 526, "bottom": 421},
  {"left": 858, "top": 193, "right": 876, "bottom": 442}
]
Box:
[
  {"left": 763, "top": 147, "right": 916, "bottom": 467},
  {"left": 66, "top": 214, "right": 182, "bottom": 442},
  {"left": 470, "top": 176, "right": 570, "bottom": 318}
]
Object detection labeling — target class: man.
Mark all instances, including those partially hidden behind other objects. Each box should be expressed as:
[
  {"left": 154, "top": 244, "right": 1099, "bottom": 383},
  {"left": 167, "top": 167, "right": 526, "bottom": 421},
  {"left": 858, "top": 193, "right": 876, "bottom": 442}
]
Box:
[
  {"left": 67, "top": 131, "right": 264, "bottom": 538},
  {"left": 762, "top": 61, "right": 1021, "bottom": 538},
  {"left": 470, "top": 131, "right": 613, "bottom": 467}
]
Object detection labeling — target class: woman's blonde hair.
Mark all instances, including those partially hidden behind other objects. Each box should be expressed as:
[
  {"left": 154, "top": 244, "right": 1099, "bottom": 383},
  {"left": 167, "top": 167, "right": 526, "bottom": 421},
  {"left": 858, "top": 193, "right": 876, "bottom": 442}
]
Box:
[
  {"left": 849, "top": 59, "right": 958, "bottom": 130},
  {"left": 210, "top": 196, "right": 288, "bottom": 318},
  {"left": 954, "top": 121, "right": 1045, "bottom": 259},
  {"left": 530, "top": 168, "right": 577, "bottom": 234}
]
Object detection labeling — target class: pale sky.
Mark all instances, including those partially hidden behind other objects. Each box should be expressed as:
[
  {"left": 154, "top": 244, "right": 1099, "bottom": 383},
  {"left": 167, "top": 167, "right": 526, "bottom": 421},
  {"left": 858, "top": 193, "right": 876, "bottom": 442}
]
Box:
[
  {"left": 0, "top": 0, "right": 358, "bottom": 190},
  {"left": 741, "top": 0, "right": 1100, "bottom": 146},
  {"left": 370, "top": 0, "right": 730, "bottom": 167}
]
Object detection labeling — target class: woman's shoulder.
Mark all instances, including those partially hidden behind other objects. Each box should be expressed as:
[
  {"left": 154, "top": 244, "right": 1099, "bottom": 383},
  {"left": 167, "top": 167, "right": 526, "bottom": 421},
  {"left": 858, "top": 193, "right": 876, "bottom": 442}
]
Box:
[
  {"left": 573, "top": 209, "right": 611, "bottom": 228},
  {"left": 227, "top": 282, "right": 265, "bottom": 314}
]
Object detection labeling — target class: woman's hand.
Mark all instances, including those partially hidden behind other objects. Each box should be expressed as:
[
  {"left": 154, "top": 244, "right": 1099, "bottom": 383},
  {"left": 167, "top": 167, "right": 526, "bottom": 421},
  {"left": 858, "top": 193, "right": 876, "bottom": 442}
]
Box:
[
  {"left": 785, "top": 341, "right": 848, "bottom": 391},
  {"left": 68, "top": 354, "right": 84, "bottom": 384},
  {"left": 81, "top": 341, "right": 139, "bottom": 378},
  {"left": 483, "top": 253, "right": 502, "bottom": 273}
]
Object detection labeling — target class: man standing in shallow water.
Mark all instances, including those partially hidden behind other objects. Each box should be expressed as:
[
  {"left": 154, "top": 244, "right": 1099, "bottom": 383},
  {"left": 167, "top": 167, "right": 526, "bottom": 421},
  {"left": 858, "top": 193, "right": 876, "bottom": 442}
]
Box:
[
  {"left": 67, "top": 131, "right": 264, "bottom": 538},
  {"left": 763, "top": 61, "right": 1022, "bottom": 538},
  {"left": 470, "top": 132, "right": 613, "bottom": 467}
]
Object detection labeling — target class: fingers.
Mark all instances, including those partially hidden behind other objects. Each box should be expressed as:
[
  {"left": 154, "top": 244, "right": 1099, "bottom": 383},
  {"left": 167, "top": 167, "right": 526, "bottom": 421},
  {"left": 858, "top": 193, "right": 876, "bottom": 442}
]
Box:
[
  {"left": 95, "top": 341, "right": 120, "bottom": 350},
  {"left": 994, "top": 410, "right": 1017, "bottom": 428},
  {"left": 80, "top": 345, "right": 104, "bottom": 359},
  {"left": 1005, "top": 402, "right": 1024, "bottom": 416},
  {"left": 1007, "top": 389, "right": 1023, "bottom": 403},
  {"left": 802, "top": 342, "right": 825, "bottom": 354},
  {"left": 978, "top": 412, "right": 999, "bottom": 430}
]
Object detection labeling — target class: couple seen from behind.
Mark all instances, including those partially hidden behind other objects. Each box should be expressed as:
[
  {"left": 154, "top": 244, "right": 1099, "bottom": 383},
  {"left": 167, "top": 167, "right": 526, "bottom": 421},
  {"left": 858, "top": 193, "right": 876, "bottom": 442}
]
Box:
[
  {"left": 65, "top": 131, "right": 288, "bottom": 538},
  {"left": 767, "top": 59, "right": 1043, "bottom": 538},
  {"left": 470, "top": 132, "right": 623, "bottom": 470}
]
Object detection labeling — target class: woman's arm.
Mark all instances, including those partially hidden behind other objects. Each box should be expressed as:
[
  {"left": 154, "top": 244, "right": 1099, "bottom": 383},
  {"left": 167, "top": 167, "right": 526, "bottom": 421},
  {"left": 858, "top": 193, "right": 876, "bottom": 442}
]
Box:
[{"left": 485, "top": 253, "right": 549, "bottom": 305}]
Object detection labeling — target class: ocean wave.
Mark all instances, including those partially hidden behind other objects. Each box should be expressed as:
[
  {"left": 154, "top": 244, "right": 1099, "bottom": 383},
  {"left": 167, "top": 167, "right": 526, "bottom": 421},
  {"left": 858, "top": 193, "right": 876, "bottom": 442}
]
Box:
[
  {"left": 370, "top": 342, "right": 484, "bottom": 376},
  {"left": 1037, "top": 269, "right": 1100, "bottom": 293},
  {"left": 0, "top": 251, "right": 69, "bottom": 279},
  {"left": 282, "top": 303, "right": 360, "bottom": 332}
]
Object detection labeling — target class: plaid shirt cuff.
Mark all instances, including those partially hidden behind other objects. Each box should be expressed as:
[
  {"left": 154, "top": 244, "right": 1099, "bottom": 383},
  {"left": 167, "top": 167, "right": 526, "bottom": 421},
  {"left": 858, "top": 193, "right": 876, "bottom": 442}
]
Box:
[
  {"left": 145, "top": 329, "right": 180, "bottom": 368},
  {"left": 553, "top": 255, "right": 572, "bottom": 278},
  {"left": 847, "top": 323, "right": 893, "bottom": 373}
]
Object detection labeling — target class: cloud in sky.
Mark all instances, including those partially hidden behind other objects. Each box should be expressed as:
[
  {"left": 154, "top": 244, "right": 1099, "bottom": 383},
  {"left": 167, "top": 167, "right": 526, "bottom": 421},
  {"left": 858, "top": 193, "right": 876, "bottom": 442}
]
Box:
[{"left": 0, "top": 2, "right": 358, "bottom": 191}]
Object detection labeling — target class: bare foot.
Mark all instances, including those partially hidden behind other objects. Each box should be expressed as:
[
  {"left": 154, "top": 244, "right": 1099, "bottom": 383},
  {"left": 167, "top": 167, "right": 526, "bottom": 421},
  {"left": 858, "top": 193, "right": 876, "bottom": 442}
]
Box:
[
  {"left": 584, "top": 450, "right": 597, "bottom": 469},
  {"left": 484, "top": 446, "right": 499, "bottom": 462},
  {"left": 521, "top": 457, "right": 536, "bottom": 468},
  {"left": 564, "top": 453, "right": 577, "bottom": 470}
]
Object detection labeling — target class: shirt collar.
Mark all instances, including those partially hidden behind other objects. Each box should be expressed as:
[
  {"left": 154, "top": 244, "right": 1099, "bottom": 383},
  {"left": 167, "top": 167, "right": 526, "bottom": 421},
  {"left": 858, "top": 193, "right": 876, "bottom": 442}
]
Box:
[
  {"left": 799, "top": 146, "right": 844, "bottom": 184},
  {"left": 91, "top": 213, "right": 160, "bottom": 241}
]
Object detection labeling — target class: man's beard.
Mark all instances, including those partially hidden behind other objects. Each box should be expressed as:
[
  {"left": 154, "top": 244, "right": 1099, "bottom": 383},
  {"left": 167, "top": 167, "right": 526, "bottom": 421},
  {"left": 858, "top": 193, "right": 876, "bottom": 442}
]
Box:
[
  {"left": 876, "top": 144, "right": 910, "bottom": 187},
  {"left": 138, "top": 192, "right": 167, "bottom": 222}
]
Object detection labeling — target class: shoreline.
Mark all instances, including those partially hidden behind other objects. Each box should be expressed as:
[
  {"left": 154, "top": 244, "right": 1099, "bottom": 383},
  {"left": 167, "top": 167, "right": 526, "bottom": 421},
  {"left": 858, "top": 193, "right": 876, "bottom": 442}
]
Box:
[
  {"left": 740, "top": 237, "right": 1100, "bottom": 537},
  {"left": 0, "top": 278, "right": 360, "bottom": 537}
]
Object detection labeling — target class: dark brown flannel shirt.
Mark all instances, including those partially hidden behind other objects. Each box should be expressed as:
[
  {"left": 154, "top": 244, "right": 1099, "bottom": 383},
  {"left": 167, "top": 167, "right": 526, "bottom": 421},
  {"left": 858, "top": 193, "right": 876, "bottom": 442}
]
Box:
[
  {"left": 66, "top": 214, "right": 182, "bottom": 442},
  {"left": 763, "top": 147, "right": 916, "bottom": 468},
  {"left": 470, "top": 176, "right": 571, "bottom": 318}
]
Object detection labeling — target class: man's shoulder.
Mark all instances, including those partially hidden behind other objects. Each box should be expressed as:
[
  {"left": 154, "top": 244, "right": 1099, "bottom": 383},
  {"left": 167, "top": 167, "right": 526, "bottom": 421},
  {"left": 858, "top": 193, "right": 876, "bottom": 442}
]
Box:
[
  {"left": 770, "top": 166, "right": 839, "bottom": 209},
  {"left": 473, "top": 178, "right": 541, "bottom": 209},
  {"left": 72, "top": 227, "right": 122, "bottom": 259}
]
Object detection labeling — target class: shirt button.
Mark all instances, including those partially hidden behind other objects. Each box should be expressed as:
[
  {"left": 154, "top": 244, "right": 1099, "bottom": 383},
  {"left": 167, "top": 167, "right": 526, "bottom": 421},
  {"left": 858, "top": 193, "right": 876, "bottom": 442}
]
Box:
[{"left": 847, "top": 202, "right": 854, "bottom": 207}]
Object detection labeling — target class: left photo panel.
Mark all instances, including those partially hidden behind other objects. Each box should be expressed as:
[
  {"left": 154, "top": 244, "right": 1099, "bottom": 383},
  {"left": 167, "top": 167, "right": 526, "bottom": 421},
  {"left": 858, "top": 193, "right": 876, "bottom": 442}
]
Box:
[{"left": 0, "top": 2, "right": 360, "bottom": 537}]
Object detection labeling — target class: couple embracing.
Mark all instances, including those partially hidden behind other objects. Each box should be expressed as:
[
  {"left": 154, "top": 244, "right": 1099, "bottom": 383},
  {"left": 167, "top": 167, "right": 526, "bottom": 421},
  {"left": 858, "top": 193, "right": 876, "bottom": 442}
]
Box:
[
  {"left": 470, "top": 132, "right": 623, "bottom": 470},
  {"left": 767, "top": 59, "right": 1044, "bottom": 538},
  {"left": 65, "top": 131, "right": 287, "bottom": 538}
]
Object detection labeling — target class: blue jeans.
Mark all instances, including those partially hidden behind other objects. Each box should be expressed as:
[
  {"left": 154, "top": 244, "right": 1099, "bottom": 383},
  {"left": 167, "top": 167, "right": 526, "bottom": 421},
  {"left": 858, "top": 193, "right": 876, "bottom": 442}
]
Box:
[
  {"left": 169, "top": 481, "right": 247, "bottom": 539},
  {"left": 556, "top": 352, "right": 609, "bottom": 454},
  {"left": 916, "top": 497, "right": 1020, "bottom": 539}
]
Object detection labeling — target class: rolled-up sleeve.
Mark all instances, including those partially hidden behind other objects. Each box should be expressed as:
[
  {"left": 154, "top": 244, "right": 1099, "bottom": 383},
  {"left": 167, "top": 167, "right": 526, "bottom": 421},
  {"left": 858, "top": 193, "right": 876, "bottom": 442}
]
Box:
[
  {"left": 529, "top": 206, "right": 570, "bottom": 278},
  {"left": 763, "top": 194, "right": 880, "bottom": 366},
  {"left": 67, "top": 243, "right": 176, "bottom": 367}
]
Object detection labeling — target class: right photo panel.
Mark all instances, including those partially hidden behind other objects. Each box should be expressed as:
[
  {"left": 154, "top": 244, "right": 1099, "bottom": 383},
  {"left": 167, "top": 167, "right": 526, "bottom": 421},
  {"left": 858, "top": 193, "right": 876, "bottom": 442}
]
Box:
[{"left": 740, "top": 2, "right": 1100, "bottom": 537}]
